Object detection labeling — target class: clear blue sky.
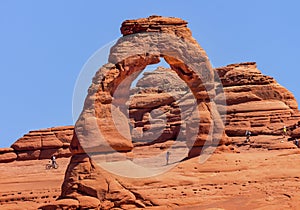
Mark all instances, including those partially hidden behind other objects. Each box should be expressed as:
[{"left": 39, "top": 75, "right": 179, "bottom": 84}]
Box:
[{"left": 1, "top": 1, "right": 299, "bottom": 148}]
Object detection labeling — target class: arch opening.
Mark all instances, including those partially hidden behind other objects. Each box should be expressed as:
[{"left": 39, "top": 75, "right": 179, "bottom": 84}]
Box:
[{"left": 72, "top": 31, "right": 227, "bottom": 177}]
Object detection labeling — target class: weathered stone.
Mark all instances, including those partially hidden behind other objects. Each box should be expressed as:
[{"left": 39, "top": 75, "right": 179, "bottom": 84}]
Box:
[
  {"left": 10, "top": 126, "right": 73, "bottom": 161},
  {"left": 0, "top": 147, "right": 14, "bottom": 153},
  {"left": 73, "top": 14, "right": 226, "bottom": 156},
  {"left": 77, "top": 195, "right": 101, "bottom": 209},
  {"left": 130, "top": 93, "right": 176, "bottom": 109},
  {"left": 0, "top": 152, "right": 17, "bottom": 163},
  {"left": 215, "top": 62, "right": 300, "bottom": 136},
  {"left": 61, "top": 154, "right": 136, "bottom": 207},
  {"left": 39, "top": 148, "right": 71, "bottom": 159},
  {"left": 227, "top": 101, "right": 290, "bottom": 113},
  {"left": 11, "top": 135, "right": 42, "bottom": 151},
  {"left": 291, "top": 127, "right": 300, "bottom": 138},
  {"left": 39, "top": 198, "right": 79, "bottom": 210},
  {"left": 61, "top": 15, "right": 228, "bottom": 207},
  {"left": 17, "top": 150, "right": 40, "bottom": 161},
  {"left": 52, "top": 128, "right": 73, "bottom": 143},
  {"left": 41, "top": 133, "right": 64, "bottom": 149},
  {"left": 267, "top": 142, "right": 297, "bottom": 150}
]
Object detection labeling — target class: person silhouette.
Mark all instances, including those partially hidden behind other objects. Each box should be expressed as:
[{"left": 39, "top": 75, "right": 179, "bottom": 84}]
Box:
[
  {"left": 51, "top": 155, "right": 57, "bottom": 167},
  {"left": 245, "top": 130, "right": 251, "bottom": 143},
  {"left": 166, "top": 151, "right": 170, "bottom": 165}
]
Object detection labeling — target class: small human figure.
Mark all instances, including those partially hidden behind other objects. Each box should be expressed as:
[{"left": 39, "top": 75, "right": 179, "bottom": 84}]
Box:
[
  {"left": 166, "top": 151, "right": 170, "bottom": 165},
  {"left": 245, "top": 130, "right": 251, "bottom": 143},
  {"left": 294, "top": 138, "right": 299, "bottom": 148},
  {"left": 283, "top": 126, "right": 287, "bottom": 137},
  {"left": 51, "top": 155, "right": 57, "bottom": 167},
  {"left": 281, "top": 126, "right": 287, "bottom": 142}
]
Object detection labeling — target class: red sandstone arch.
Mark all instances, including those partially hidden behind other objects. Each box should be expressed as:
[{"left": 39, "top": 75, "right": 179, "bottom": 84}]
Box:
[
  {"left": 63, "top": 16, "right": 227, "bottom": 206},
  {"left": 71, "top": 30, "right": 226, "bottom": 157}
]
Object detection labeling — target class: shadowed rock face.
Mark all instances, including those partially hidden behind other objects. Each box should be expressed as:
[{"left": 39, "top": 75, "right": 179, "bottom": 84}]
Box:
[{"left": 61, "top": 15, "right": 228, "bottom": 208}]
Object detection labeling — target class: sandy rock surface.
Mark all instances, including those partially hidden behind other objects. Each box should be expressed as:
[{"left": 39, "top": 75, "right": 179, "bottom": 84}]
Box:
[
  {"left": 0, "top": 158, "right": 70, "bottom": 210},
  {"left": 1, "top": 141, "right": 300, "bottom": 209}
]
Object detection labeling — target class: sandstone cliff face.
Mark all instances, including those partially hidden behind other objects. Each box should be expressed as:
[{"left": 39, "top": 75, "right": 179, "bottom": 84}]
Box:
[
  {"left": 128, "top": 62, "right": 300, "bottom": 143},
  {"left": 0, "top": 126, "right": 73, "bottom": 163},
  {"left": 215, "top": 62, "right": 300, "bottom": 136}
]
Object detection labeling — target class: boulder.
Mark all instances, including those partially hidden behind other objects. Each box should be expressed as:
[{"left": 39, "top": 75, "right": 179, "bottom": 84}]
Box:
[
  {"left": 77, "top": 196, "right": 101, "bottom": 209},
  {"left": 0, "top": 147, "right": 14, "bottom": 153},
  {"left": 0, "top": 152, "right": 17, "bottom": 163}
]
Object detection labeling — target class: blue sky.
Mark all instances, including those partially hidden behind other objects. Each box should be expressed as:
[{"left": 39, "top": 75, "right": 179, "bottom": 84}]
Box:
[{"left": 1, "top": 1, "right": 299, "bottom": 148}]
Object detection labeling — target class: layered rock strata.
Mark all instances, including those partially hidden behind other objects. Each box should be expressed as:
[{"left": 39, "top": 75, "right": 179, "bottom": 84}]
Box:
[
  {"left": 0, "top": 148, "right": 17, "bottom": 163},
  {"left": 0, "top": 126, "right": 73, "bottom": 163},
  {"left": 128, "top": 62, "right": 300, "bottom": 143},
  {"left": 215, "top": 62, "right": 300, "bottom": 136}
]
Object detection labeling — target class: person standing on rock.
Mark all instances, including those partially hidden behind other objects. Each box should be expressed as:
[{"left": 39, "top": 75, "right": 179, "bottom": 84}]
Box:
[
  {"left": 51, "top": 155, "right": 57, "bottom": 167},
  {"left": 166, "top": 151, "right": 170, "bottom": 165},
  {"left": 280, "top": 126, "right": 287, "bottom": 143},
  {"left": 294, "top": 138, "right": 299, "bottom": 148},
  {"left": 283, "top": 126, "right": 287, "bottom": 136},
  {"left": 282, "top": 126, "right": 287, "bottom": 140},
  {"left": 245, "top": 130, "right": 251, "bottom": 143}
]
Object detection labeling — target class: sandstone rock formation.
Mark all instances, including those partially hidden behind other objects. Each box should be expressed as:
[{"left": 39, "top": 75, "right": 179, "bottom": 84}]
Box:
[
  {"left": 128, "top": 66, "right": 228, "bottom": 151},
  {"left": 128, "top": 62, "right": 300, "bottom": 141},
  {"left": 12, "top": 62, "right": 297, "bottom": 163},
  {"left": 60, "top": 16, "right": 300, "bottom": 209},
  {"left": 62, "top": 15, "right": 228, "bottom": 208},
  {"left": 292, "top": 127, "right": 300, "bottom": 139},
  {"left": 70, "top": 15, "right": 227, "bottom": 156},
  {"left": 61, "top": 154, "right": 140, "bottom": 209},
  {"left": 0, "top": 15, "right": 299, "bottom": 210},
  {"left": 0, "top": 126, "right": 73, "bottom": 163},
  {"left": 129, "top": 67, "right": 189, "bottom": 144},
  {"left": 0, "top": 148, "right": 17, "bottom": 163},
  {"left": 215, "top": 62, "right": 300, "bottom": 136},
  {"left": 127, "top": 63, "right": 300, "bottom": 153}
]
